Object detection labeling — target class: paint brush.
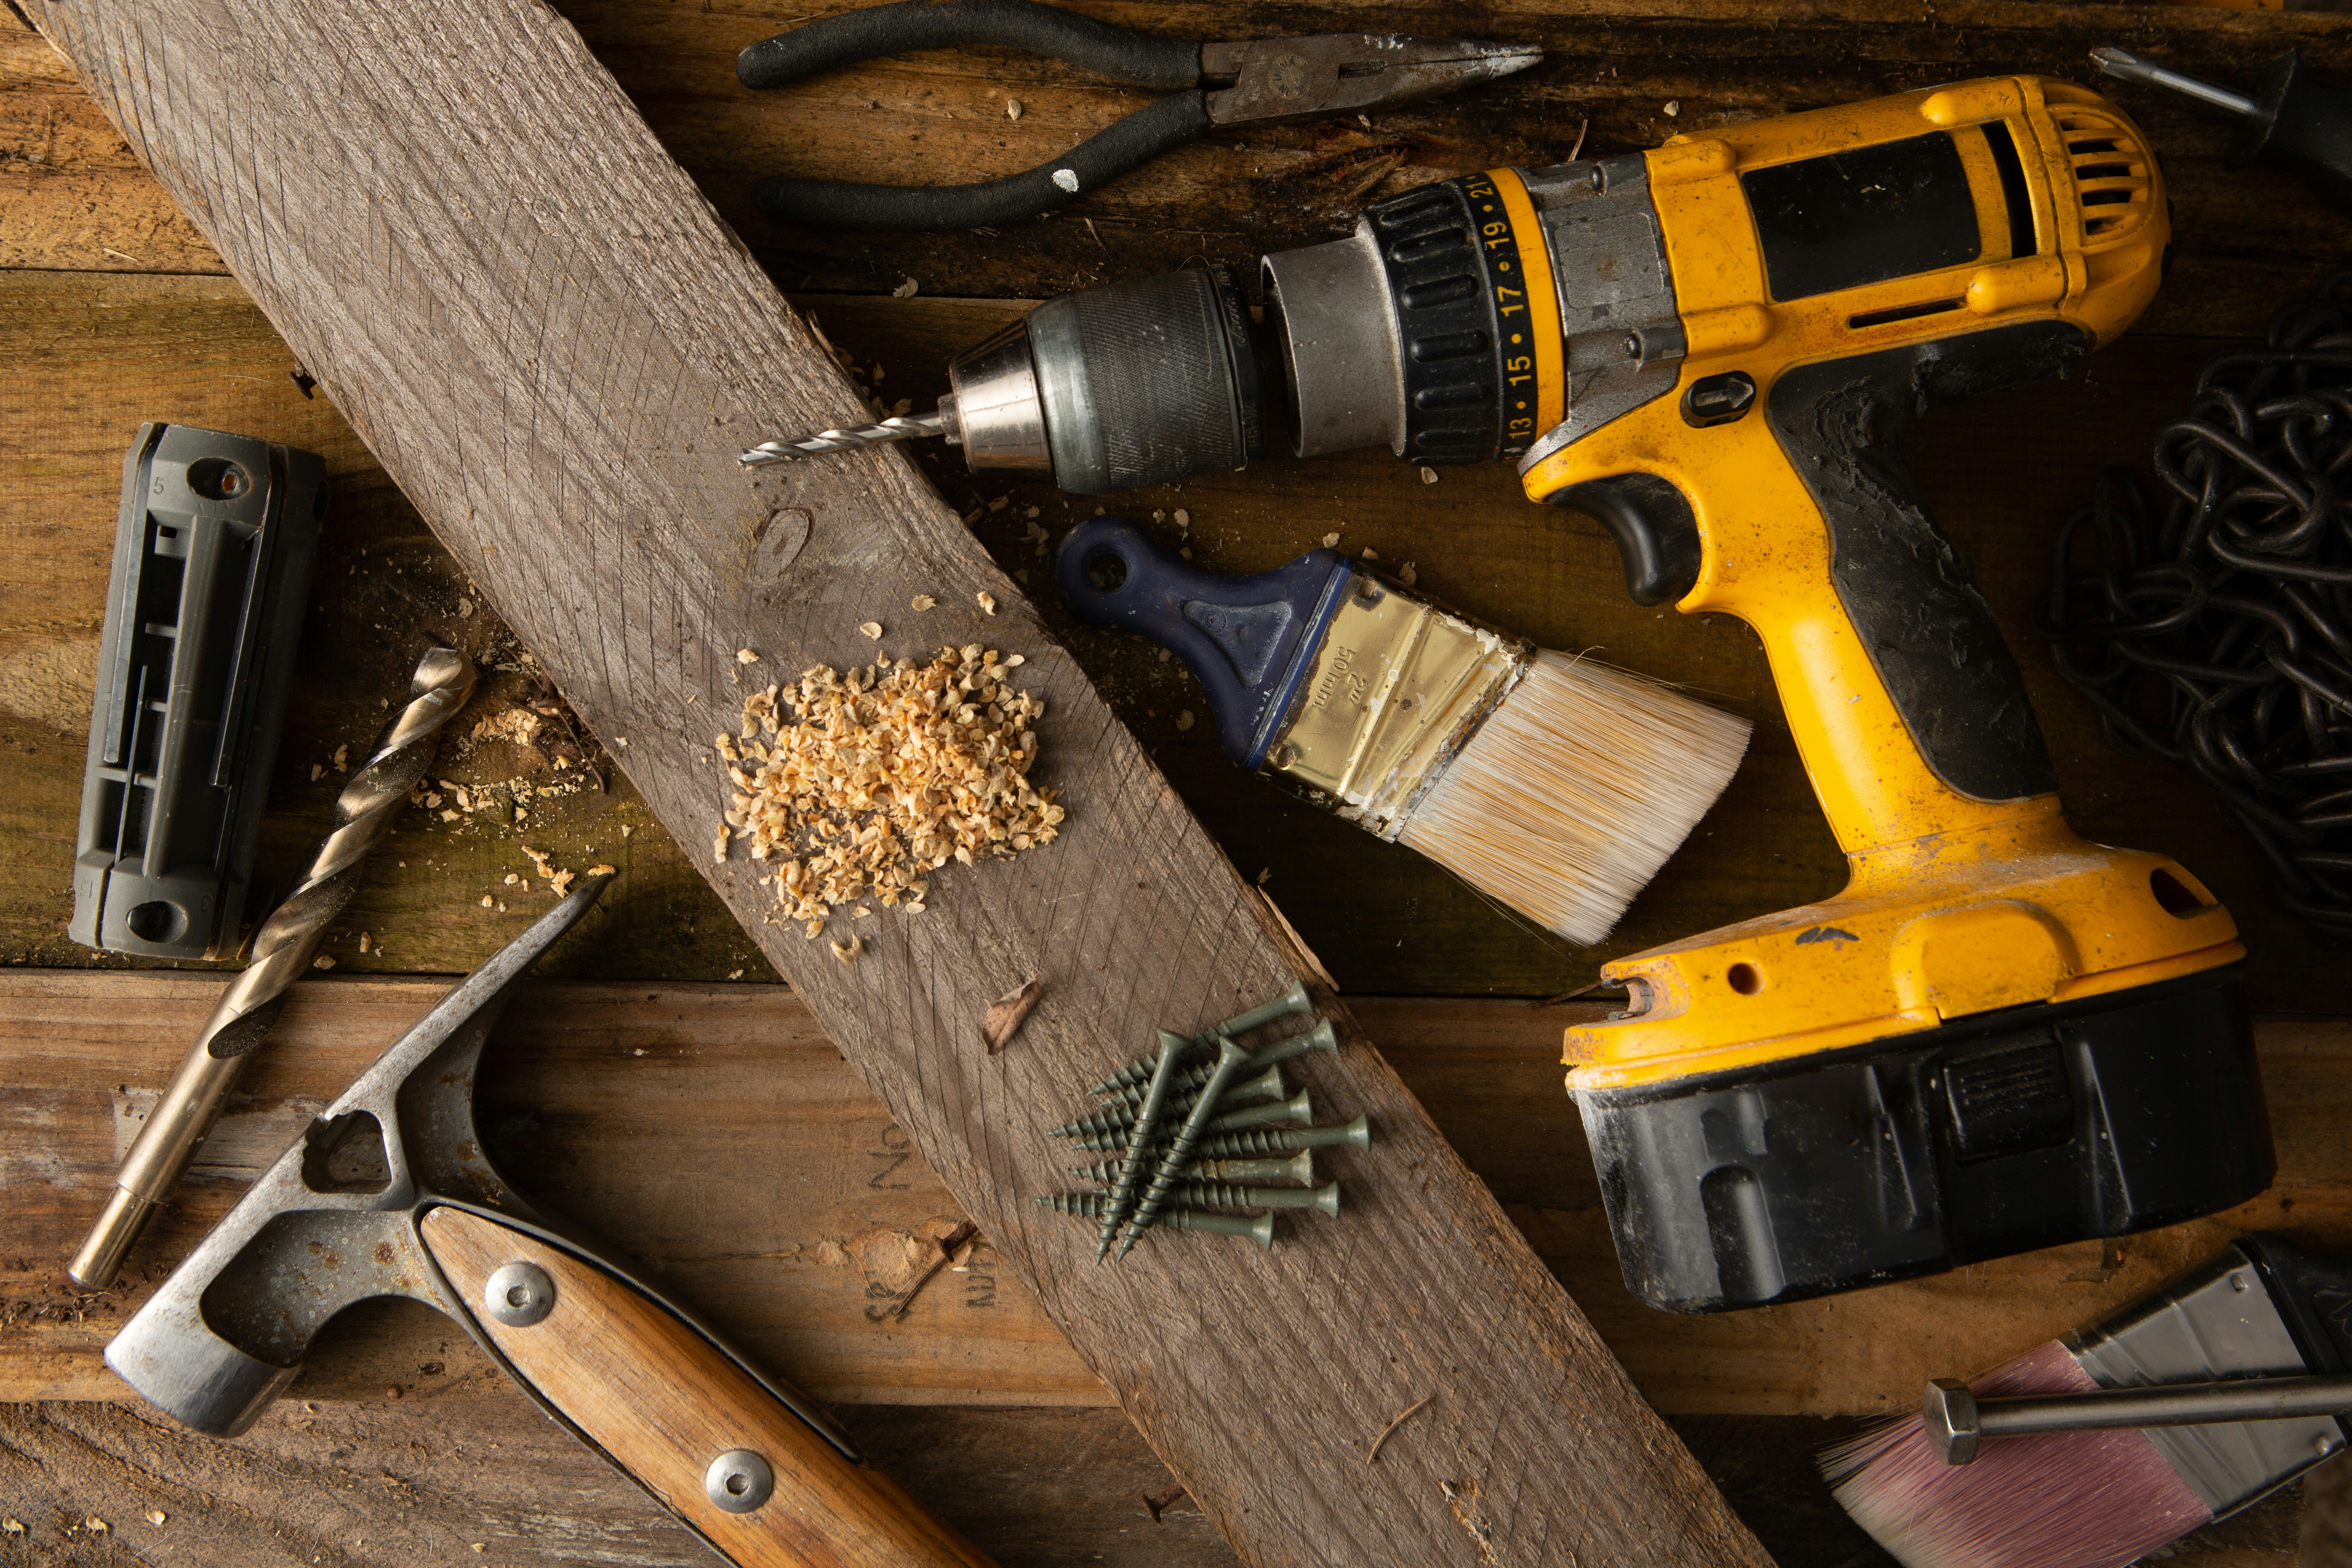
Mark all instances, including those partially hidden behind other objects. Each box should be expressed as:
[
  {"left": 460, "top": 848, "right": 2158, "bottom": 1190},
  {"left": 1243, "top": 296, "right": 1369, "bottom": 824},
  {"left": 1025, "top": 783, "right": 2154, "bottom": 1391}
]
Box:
[{"left": 1055, "top": 518, "right": 1749, "bottom": 944}]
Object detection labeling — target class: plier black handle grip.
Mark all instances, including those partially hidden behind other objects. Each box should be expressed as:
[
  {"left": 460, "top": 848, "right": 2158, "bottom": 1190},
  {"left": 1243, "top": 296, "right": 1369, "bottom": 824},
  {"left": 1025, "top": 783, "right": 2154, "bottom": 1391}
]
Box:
[{"left": 737, "top": 0, "right": 1540, "bottom": 232}]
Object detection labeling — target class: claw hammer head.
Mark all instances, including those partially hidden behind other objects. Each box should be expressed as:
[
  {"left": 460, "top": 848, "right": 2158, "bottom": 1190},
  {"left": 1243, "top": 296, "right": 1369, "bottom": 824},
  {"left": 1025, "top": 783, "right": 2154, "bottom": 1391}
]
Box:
[{"left": 103, "top": 875, "right": 613, "bottom": 1436}]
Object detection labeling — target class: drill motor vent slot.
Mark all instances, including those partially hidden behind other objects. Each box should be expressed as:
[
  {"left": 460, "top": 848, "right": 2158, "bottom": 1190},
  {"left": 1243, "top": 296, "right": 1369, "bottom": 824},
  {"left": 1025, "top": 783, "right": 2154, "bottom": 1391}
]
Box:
[{"left": 2054, "top": 107, "right": 2155, "bottom": 240}]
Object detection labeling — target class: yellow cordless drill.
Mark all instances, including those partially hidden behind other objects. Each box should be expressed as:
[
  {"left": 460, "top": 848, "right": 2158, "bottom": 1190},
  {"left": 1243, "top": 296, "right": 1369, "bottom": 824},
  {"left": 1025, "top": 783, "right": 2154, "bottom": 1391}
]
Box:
[
  {"left": 1271, "top": 78, "right": 2267, "bottom": 1312},
  {"left": 757, "top": 76, "right": 2273, "bottom": 1313}
]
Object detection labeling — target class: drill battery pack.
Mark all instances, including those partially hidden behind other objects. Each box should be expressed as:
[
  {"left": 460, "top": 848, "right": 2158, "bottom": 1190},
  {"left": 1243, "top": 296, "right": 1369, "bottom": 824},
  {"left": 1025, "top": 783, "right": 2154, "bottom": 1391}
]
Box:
[
  {"left": 1579, "top": 964, "right": 2272, "bottom": 1313},
  {"left": 70, "top": 423, "right": 324, "bottom": 960}
]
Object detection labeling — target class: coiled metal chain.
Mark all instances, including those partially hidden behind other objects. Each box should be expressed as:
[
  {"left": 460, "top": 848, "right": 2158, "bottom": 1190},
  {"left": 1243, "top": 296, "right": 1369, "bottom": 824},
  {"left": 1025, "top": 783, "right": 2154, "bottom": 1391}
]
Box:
[{"left": 2045, "top": 271, "right": 2352, "bottom": 938}]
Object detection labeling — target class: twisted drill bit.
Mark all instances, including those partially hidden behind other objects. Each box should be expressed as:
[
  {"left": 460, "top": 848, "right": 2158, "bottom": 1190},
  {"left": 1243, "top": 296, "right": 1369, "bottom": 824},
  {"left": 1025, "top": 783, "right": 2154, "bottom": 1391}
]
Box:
[
  {"left": 69, "top": 648, "right": 478, "bottom": 1289},
  {"left": 739, "top": 411, "right": 947, "bottom": 467}
]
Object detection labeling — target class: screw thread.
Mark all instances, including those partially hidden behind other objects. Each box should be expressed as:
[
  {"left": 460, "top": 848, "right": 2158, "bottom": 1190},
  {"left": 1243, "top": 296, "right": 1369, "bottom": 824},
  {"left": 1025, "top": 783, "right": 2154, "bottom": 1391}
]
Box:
[
  {"left": 1121, "top": 1040, "right": 1251, "bottom": 1258},
  {"left": 1071, "top": 1090, "right": 1313, "bottom": 1152},
  {"left": 1095, "top": 1030, "right": 1187, "bottom": 1260},
  {"left": 1093, "top": 1019, "right": 1336, "bottom": 1111},
  {"left": 1167, "top": 1180, "right": 1342, "bottom": 1217},
  {"left": 1089, "top": 984, "right": 1317, "bottom": 1093},
  {"left": 1034, "top": 1192, "right": 1274, "bottom": 1246},
  {"left": 1053, "top": 1062, "right": 1283, "bottom": 1137}
]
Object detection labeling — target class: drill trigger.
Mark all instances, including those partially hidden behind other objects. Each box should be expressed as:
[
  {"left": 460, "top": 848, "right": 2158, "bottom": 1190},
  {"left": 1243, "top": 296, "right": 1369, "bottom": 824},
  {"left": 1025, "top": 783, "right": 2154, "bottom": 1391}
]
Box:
[{"left": 1559, "top": 474, "right": 1702, "bottom": 608}]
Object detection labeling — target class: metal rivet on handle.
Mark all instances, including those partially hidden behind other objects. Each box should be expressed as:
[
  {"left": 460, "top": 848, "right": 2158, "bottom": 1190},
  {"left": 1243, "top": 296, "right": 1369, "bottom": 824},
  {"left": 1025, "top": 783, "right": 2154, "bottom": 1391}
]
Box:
[
  {"left": 706, "top": 1448, "right": 775, "bottom": 1513},
  {"left": 484, "top": 1261, "right": 555, "bottom": 1327}
]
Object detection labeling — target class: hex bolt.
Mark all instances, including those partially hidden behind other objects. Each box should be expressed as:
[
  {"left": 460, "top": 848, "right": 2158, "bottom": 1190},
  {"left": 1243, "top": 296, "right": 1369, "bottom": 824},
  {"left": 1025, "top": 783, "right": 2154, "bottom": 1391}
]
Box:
[
  {"left": 1034, "top": 1192, "right": 1274, "bottom": 1249},
  {"left": 1096, "top": 1029, "right": 1186, "bottom": 1261},
  {"left": 1089, "top": 982, "right": 1314, "bottom": 1094},
  {"left": 1051, "top": 1062, "right": 1285, "bottom": 1138},
  {"left": 1093, "top": 1020, "right": 1337, "bottom": 1109},
  {"left": 1172, "top": 1179, "right": 1341, "bottom": 1218},
  {"left": 1122, "top": 1038, "right": 1252, "bottom": 1258},
  {"left": 1072, "top": 1089, "right": 1312, "bottom": 1152}
]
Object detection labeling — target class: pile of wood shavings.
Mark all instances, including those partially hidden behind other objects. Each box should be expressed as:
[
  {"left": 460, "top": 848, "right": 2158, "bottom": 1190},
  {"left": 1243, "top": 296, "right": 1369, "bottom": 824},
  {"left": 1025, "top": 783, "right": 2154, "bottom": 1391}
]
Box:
[{"left": 718, "top": 642, "right": 1063, "bottom": 935}]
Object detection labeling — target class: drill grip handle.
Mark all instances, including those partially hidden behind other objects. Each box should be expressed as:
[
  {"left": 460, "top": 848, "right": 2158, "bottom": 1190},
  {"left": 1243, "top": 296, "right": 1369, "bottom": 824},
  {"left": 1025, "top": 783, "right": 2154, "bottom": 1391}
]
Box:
[{"left": 1764, "top": 334, "right": 2063, "bottom": 806}]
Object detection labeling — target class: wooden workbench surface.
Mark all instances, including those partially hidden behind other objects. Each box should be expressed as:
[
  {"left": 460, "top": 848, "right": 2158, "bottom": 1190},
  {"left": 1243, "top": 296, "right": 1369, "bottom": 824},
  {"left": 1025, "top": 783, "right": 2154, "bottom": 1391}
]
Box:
[{"left": 4, "top": 0, "right": 2349, "bottom": 1562}]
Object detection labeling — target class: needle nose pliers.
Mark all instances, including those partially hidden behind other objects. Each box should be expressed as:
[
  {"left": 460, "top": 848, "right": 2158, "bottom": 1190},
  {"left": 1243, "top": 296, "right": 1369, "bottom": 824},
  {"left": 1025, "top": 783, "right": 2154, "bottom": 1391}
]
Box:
[{"left": 737, "top": 0, "right": 1542, "bottom": 231}]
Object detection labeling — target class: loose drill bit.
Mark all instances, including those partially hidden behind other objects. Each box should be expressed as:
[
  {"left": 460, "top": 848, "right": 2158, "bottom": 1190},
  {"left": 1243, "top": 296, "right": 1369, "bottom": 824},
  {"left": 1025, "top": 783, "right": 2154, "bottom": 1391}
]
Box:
[
  {"left": 1122, "top": 1037, "right": 1252, "bottom": 1258},
  {"left": 739, "top": 411, "right": 947, "bottom": 466},
  {"left": 68, "top": 648, "right": 478, "bottom": 1290},
  {"left": 2090, "top": 45, "right": 2258, "bottom": 116}
]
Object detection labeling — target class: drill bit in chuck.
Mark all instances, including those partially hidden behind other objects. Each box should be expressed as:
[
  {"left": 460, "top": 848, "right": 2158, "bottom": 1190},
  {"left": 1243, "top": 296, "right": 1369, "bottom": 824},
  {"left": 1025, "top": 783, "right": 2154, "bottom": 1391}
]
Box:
[
  {"left": 68, "top": 647, "right": 479, "bottom": 1290},
  {"left": 740, "top": 411, "right": 947, "bottom": 466}
]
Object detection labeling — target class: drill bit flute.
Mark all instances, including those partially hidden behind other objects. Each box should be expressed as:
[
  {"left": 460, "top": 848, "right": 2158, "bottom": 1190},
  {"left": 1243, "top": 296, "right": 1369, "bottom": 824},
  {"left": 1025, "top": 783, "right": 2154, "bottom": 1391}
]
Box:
[{"left": 69, "top": 648, "right": 477, "bottom": 1290}]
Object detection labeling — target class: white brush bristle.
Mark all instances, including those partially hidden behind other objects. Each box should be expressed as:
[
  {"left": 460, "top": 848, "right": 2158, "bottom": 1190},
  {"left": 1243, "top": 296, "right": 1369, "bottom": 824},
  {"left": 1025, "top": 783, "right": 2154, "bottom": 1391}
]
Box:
[
  {"left": 1396, "top": 650, "right": 1749, "bottom": 945},
  {"left": 1821, "top": 1340, "right": 2214, "bottom": 1568}
]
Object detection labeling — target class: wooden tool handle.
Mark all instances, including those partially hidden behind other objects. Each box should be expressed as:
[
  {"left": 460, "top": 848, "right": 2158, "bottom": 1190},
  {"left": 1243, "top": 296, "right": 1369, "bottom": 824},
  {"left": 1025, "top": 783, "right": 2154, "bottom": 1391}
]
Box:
[{"left": 420, "top": 1207, "right": 995, "bottom": 1568}]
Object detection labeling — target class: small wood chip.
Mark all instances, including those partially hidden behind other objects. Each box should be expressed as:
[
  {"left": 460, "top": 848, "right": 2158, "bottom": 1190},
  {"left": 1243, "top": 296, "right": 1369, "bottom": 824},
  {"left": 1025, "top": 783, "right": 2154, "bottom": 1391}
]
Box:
[
  {"left": 1322, "top": 531, "right": 1342, "bottom": 548},
  {"left": 891, "top": 277, "right": 919, "bottom": 298},
  {"left": 589, "top": 863, "right": 615, "bottom": 875},
  {"left": 976, "top": 591, "right": 998, "bottom": 615},
  {"left": 1367, "top": 1394, "right": 1433, "bottom": 1463},
  {"left": 332, "top": 744, "right": 350, "bottom": 771},
  {"left": 1400, "top": 561, "right": 1418, "bottom": 586},
  {"left": 313, "top": 954, "right": 336, "bottom": 969},
  {"left": 1361, "top": 546, "right": 1379, "bottom": 560},
  {"left": 357, "top": 932, "right": 372, "bottom": 953},
  {"left": 859, "top": 621, "right": 884, "bottom": 639},
  {"left": 1176, "top": 710, "right": 1195, "bottom": 731},
  {"left": 1006, "top": 98, "right": 1023, "bottom": 119},
  {"left": 1419, "top": 466, "right": 1439, "bottom": 484},
  {"left": 911, "top": 593, "right": 936, "bottom": 610},
  {"left": 830, "top": 935, "right": 864, "bottom": 964},
  {"left": 980, "top": 977, "right": 1044, "bottom": 1054},
  {"left": 481, "top": 895, "right": 493, "bottom": 908},
  {"left": 145, "top": 1510, "right": 166, "bottom": 1526},
  {"left": 737, "top": 647, "right": 760, "bottom": 664}
]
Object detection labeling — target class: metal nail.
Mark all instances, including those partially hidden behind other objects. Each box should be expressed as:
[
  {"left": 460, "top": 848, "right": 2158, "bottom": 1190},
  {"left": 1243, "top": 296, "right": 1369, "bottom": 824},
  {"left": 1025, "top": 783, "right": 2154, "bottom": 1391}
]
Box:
[
  {"left": 1052, "top": 1062, "right": 1285, "bottom": 1138},
  {"left": 1171, "top": 1180, "right": 1341, "bottom": 1218},
  {"left": 1034, "top": 1191, "right": 1275, "bottom": 1248},
  {"left": 1095, "top": 1030, "right": 1187, "bottom": 1261},
  {"left": 1088, "top": 982, "right": 1316, "bottom": 1094},
  {"left": 1121, "top": 1038, "right": 1252, "bottom": 1258}
]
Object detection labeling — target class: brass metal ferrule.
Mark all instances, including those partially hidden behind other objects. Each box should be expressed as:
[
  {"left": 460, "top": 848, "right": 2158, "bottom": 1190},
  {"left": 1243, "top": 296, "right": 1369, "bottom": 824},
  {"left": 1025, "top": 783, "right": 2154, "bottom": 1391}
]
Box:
[{"left": 1265, "top": 574, "right": 1526, "bottom": 840}]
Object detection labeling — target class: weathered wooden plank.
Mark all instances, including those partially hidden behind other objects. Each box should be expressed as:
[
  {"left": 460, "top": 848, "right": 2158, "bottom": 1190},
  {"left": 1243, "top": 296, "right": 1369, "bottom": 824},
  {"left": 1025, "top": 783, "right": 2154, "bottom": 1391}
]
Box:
[
  {"left": 7, "top": 267, "right": 2349, "bottom": 1006},
  {"left": 18, "top": 5, "right": 1767, "bottom": 1566},
  {"left": 6, "top": 973, "right": 2348, "bottom": 1432}
]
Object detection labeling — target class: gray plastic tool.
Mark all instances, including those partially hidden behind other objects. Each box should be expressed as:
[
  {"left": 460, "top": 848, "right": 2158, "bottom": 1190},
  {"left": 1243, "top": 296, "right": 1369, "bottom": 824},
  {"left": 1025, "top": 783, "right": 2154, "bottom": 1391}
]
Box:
[{"left": 70, "top": 423, "right": 324, "bottom": 959}]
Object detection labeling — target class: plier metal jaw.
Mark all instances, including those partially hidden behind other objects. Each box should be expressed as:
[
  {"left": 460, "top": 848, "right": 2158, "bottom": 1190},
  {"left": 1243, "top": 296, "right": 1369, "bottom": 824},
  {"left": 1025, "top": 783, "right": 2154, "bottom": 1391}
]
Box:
[
  {"left": 1200, "top": 34, "right": 1543, "bottom": 129},
  {"left": 737, "top": 0, "right": 1540, "bottom": 232}
]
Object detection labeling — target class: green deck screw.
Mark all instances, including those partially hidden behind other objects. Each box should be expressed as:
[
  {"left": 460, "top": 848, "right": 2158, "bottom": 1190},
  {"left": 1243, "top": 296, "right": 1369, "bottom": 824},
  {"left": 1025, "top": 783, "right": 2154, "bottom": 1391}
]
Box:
[
  {"left": 1190, "top": 1114, "right": 1372, "bottom": 1159},
  {"left": 1035, "top": 1191, "right": 1275, "bottom": 1249},
  {"left": 1121, "top": 1038, "right": 1252, "bottom": 1258},
  {"left": 1093, "top": 1019, "right": 1337, "bottom": 1108},
  {"left": 1194, "top": 1150, "right": 1316, "bottom": 1185},
  {"left": 1051, "top": 1062, "right": 1285, "bottom": 1138},
  {"left": 1071, "top": 1150, "right": 1315, "bottom": 1186},
  {"left": 1071, "top": 1088, "right": 1312, "bottom": 1152},
  {"left": 1095, "top": 1029, "right": 1186, "bottom": 1261},
  {"left": 1088, "top": 981, "right": 1315, "bottom": 1094},
  {"left": 1170, "top": 1179, "right": 1341, "bottom": 1218}
]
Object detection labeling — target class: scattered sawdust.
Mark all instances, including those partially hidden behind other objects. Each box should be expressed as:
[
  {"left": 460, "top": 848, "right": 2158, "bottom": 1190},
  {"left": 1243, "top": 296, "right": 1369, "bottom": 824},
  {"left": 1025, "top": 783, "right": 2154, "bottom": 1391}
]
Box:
[{"left": 718, "top": 644, "right": 1062, "bottom": 931}]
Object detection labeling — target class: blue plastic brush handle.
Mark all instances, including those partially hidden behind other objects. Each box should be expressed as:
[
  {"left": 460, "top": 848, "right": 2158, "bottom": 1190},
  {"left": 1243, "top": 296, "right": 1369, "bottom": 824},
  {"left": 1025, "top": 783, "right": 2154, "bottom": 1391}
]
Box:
[{"left": 1056, "top": 518, "right": 1354, "bottom": 770}]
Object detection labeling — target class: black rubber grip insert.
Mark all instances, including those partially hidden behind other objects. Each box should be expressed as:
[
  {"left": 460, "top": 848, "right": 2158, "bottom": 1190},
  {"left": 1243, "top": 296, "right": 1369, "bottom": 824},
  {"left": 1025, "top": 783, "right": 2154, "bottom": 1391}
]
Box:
[
  {"left": 1766, "top": 322, "right": 2084, "bottom": 803},
  {"left": 738, "top": 0, "right": 1202, "bottom": 90},
  {"left": 752, "top": 91, "right": 1210, "bottom": 230}
]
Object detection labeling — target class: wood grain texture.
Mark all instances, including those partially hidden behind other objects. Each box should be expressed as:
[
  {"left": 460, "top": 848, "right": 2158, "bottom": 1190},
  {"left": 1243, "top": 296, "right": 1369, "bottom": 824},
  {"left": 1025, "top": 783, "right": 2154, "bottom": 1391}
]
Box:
[
  {"left": 9, "top": 265, "right": 2352, "bottom": 1008},
  {"left": 16, "top": 4, "right": 1767, "bottom": 1565},
  {"left": 421, "top": 1207, "right": 996, "bottom": 1568},
  {"left": 6, "top": 972, "right": 2349, "bottom": 1435},
  {"left": 0, "top": 1397, "right": 1242, "bottom": 1567}
]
